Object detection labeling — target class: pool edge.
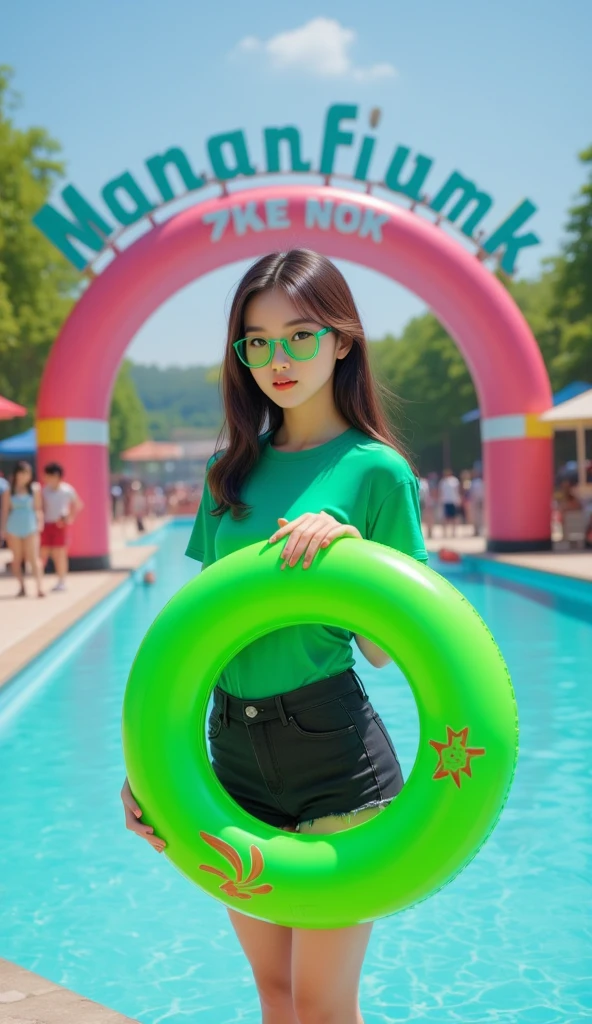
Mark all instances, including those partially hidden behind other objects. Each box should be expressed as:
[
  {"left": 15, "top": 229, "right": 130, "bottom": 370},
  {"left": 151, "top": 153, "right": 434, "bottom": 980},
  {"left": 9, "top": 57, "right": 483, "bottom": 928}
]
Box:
[
  {"left": 0, "top": 956, "right": 139, "bottom": 1022},
  {"left": 463, "top": 553, "right": 592, "bottom": 606}
]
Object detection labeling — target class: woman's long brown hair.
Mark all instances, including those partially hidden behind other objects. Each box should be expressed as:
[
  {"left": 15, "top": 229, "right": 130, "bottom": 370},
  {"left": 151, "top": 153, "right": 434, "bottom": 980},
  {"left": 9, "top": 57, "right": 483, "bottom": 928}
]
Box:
[
  {"left": 208, "top": 248, "right": 412, "bottom": 519},
  {"left": 11, "top": 460, "right": 34, "bottom": 495}
]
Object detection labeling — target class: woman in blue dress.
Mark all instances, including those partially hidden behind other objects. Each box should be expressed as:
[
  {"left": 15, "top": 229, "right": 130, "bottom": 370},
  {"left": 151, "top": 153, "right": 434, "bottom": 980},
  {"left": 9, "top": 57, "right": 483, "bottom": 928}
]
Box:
[{"left": 0, "top": 460, "right": 45, "bottom": 597}]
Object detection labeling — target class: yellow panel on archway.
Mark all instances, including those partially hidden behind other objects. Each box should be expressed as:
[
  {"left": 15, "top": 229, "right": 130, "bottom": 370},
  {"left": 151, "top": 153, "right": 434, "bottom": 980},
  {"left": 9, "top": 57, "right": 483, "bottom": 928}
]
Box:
[
  {"left": 36, "top": 418, "right": 66, "bottom": 445},
  {"left": 525, "top": 414, "right": 554, "bottom": 439}
]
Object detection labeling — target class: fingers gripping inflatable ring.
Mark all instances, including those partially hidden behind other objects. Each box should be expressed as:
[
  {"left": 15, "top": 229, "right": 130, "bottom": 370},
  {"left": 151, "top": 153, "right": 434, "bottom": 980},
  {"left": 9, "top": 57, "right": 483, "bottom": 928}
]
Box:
[{"left": 122, "top": 539, "right": 518, "bottom": 929}]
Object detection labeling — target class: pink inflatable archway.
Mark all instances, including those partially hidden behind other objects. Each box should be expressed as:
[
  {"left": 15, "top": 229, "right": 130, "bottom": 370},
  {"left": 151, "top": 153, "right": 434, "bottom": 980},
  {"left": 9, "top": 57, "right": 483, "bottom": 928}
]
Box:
[{"left": 37, "top": 184, "right": 553, "bottom": 568}]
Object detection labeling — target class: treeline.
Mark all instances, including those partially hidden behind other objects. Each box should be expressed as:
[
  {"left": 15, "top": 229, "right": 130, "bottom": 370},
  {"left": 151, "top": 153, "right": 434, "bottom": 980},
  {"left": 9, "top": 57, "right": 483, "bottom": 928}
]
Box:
[
  {"left": 369, "top": 246, "right": 592, "bottom": 470},
  {"left": 1, "top": 64, "right": 590, "bottom": 473},
  {"left": 129, "top": 363, "right": 222, "bottom": 440}
]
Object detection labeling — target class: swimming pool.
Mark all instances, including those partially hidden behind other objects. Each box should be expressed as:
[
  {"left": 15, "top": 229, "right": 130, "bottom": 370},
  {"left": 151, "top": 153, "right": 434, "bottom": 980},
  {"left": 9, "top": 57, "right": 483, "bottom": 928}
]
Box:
[{"left": 1, "top": 523, "right": 590, "bottom": 1023}]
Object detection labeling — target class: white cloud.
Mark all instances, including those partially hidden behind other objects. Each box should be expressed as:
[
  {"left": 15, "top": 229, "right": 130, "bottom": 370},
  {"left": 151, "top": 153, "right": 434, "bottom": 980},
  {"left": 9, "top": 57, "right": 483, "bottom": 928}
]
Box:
[
  {"left": 237, "top": 36, "right": 262, "bottom": 54},
  {"left": 231, "top": 18, "right": 397, "bottom": 82},
  {"left": 352, "top": 63, "right": 396, "bottom": 82}
]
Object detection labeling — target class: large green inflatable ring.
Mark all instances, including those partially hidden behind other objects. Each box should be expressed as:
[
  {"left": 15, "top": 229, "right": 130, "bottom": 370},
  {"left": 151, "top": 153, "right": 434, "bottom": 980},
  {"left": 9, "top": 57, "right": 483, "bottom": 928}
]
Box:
[{"left": 122, "top": 539, "right": 518, "bottom": 929}]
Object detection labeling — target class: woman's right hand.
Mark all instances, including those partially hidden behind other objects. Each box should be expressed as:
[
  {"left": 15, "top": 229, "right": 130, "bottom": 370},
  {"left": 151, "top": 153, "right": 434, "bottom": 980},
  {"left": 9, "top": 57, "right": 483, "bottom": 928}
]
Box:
[{"left": 121, "top": 777, "right": 166, "bottom": 853}]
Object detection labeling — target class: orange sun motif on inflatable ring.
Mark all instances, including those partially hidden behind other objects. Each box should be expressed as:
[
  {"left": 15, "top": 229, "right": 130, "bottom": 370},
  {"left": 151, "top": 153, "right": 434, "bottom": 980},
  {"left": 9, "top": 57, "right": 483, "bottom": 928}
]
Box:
[
  {"left": 198, "top": 831, "right": 273, "bottom": 900},
  {"left": 430, "top": 726, "right": 486, "bottom": 788}
]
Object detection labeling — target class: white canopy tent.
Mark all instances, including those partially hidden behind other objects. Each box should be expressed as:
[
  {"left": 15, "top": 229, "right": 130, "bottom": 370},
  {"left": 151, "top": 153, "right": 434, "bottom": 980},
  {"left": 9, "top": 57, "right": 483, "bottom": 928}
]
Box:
[{"left": 540, "top": 388, "right": 592, "bottom": 487}]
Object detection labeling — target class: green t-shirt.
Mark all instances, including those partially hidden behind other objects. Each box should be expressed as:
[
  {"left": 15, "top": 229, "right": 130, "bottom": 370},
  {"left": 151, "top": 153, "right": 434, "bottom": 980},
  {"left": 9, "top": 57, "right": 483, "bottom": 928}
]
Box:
[{"left": 186, "top": 427, "right": 428, "bottom": 698}]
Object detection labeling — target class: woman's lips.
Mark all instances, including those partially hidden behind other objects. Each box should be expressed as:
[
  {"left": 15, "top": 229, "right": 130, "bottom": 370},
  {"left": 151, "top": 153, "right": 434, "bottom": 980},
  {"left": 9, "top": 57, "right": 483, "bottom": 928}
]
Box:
[{"left": 272, "top": 381, "right": 297, "bottom": 390}]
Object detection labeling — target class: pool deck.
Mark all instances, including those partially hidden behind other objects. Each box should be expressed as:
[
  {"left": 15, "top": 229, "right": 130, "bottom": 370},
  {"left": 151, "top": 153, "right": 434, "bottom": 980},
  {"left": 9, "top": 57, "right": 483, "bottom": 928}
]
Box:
[
  {"left": 0, "top": 958, "right": 138, "bottom": 1022},
  {"left": 425, "top": 525, "right": 592, "bottom": 582},
  {"left": 0, "top": 518, "right": 167, "bottom": 690}
]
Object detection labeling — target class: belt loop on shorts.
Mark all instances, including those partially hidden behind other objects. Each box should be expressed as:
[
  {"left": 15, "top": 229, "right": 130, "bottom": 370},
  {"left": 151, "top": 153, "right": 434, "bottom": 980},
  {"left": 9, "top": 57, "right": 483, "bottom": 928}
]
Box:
[
  {"left": 222, "top": 691, "right": 229, "bottom": 728},
  {"left": 274, "top": 694, "right": 290, "bottom": 726},
  {"left": 352, "top": 670, "right": 368, "bottom": 701}
]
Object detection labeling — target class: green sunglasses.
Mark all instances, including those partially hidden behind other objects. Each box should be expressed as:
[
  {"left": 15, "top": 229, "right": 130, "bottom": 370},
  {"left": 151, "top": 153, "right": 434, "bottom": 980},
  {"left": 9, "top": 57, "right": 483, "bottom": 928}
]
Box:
[{"left": 233, "top": 326, "right": 334, "bottom": 368}]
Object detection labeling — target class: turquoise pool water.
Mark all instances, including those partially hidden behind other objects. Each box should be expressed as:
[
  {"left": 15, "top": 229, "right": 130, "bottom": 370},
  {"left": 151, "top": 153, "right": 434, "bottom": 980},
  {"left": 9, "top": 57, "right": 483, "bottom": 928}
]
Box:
[{"left": 1, "top": 523, "right": 591, "bottom": 1023}]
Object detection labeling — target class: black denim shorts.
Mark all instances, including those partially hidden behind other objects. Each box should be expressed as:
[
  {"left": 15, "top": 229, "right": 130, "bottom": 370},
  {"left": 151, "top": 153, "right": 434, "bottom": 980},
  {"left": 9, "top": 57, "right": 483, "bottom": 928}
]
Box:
[{"left": 207, "top": 668, "right": 404, "bottom": 829}]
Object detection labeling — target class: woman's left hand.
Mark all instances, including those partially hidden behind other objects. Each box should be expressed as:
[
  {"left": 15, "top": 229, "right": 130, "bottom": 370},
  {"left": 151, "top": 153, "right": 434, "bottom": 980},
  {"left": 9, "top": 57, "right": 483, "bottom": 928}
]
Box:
[{"left": 269, "top": 512, "right": 361, "bottom": 570}]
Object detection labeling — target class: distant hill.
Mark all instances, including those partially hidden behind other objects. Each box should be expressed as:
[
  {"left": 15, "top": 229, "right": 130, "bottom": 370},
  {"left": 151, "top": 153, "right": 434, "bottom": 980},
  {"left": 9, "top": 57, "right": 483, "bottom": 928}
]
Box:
[{"left": 129, "top": 363, "right": 223, "bottom": 439}]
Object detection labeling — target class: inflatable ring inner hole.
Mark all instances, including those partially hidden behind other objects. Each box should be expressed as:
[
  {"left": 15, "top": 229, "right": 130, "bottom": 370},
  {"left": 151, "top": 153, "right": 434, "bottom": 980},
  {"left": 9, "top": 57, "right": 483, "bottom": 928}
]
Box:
[{"left": 202, "top": 620, "right": 422, "bottom": 835}]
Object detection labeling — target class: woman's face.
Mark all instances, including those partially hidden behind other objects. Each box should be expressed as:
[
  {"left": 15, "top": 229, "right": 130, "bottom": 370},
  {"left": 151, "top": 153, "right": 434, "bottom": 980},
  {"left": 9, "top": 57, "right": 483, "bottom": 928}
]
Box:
[
  {"left": 242, "top": 288, "right": 352, "bottom": 409},
  {"left": 15, "top": 465, "right": 32, "bottom": 487}
]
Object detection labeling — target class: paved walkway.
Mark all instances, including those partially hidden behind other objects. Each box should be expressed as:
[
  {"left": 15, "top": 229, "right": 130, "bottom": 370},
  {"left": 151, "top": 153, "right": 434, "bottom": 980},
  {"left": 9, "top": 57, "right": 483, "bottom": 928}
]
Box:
[
  {"left": 0, "top": 958, "right": 137, "bottom": 1022},
  {"left": 425, "top": 524, "right": 592, "bottom": 581},
  {"left": 0, "top": 518, "right": 166, "bottom": 689}
]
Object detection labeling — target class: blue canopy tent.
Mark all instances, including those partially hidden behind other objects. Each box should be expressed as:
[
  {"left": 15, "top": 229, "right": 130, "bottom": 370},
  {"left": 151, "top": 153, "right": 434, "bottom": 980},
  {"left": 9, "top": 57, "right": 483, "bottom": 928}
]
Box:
[
  {"left": 0, "top": 427, "right": 36, "bottom": 459},
  {"left": 461, "top": 381, "right": 592, "bottom": 424}
]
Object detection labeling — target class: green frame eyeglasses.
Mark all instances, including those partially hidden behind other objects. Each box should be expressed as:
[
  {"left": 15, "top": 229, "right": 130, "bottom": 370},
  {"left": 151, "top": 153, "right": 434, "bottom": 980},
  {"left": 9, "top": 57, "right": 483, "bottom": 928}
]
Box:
[{"left": 233, "top": 327, "right": 334, "bottom": 368}]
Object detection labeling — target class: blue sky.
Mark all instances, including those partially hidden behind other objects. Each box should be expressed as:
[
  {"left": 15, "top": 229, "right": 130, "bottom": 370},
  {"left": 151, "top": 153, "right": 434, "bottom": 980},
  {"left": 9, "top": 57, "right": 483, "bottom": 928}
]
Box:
[{"left": 4, "top": 0, "right": 591, "bottom": 367}]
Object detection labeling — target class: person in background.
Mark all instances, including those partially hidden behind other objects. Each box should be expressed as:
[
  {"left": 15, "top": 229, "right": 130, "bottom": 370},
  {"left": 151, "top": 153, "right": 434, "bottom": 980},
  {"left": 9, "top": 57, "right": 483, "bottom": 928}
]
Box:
[
  {"left": 459, "top": 470, "right": 472, "bottom": 524},
  {"left": 152, "top": 485, "right": 167, "bottom": 517},
  {"left": 0, "top": 460, "right": 45, "bottom": 597},
  {"left": 129, "top": 480, "right": 146, "bottom": 532},
  {"left": 427, "top": 472, "right": 439, "bottom": 530},
  {"left": 419, "top": 475, "right": 434, "bottom": 538},
  {"left": 439, "top": 468, "right": 461, "bottom": 538},
  {"left": 556, "top": 481, "right": 586, "bottom": 547},
  {"left": 110, "top": 482, "right": 123, "bottom": 520},
  {"left": 557, "top": 480, "right": 582, "bottom": 518},
  {"left": 0, "top": 472, "right": 8, "bottom": 553},
  {"left": 469, "top": 468, "right": 485, "bottom": 536},
  {"left": 40, "top": 462, "right": 84, "bottom": 592}
]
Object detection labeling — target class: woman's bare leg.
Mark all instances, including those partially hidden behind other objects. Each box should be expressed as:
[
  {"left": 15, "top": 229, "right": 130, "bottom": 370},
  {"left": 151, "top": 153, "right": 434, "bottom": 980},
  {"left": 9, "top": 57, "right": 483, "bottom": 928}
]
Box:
[
  {"left": 292, "top": 806, "right": 386, "bottom": 1024},
  {"left": 23, "top": 534, "right": 44, "bottom": 596},
  {"left": 227, "top": 909, "right": 297, "bottom": 1024},
  {"left": 225, "top": 813, "right": 381, "bottom": 1023},
  {"left": 6, "top": 535, "right": 25, "bottom": 595},
  {"left": 226, "top": 823, "right": 298, "bottom": 1023}
]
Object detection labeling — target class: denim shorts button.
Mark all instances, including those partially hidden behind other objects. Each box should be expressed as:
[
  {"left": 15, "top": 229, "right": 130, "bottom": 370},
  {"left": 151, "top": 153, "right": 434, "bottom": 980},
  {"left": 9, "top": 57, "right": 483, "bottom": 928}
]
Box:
[{"left": 245, "top": 705, "right": 258, "bottom": 718}]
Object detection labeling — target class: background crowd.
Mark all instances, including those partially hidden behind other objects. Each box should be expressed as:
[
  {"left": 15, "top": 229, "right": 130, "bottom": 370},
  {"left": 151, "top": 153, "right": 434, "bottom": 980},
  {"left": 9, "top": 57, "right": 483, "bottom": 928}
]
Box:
[
  {"left": 0, "top": 460, "right": 82, "bottom": 597},
  {"left": 2, "top": 455, "right": 590, "bottom": 600}
]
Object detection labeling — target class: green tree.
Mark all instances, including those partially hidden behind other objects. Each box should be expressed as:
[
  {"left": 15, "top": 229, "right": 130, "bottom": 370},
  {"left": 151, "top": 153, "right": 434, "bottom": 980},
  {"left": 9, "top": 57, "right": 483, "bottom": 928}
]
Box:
[
  {"left": 501, "top": 266, "right": 567, "bottom": 389},
  {"left": 109, "top": 360, "right": 148, "bottom": 468},
  {"left": 548, "top": 145, "right": 592, "bottom": 385},
  {"left": 0, "top": 66, "right": 78, "bottom": 436},
  {"left": 129, "top": 363, "right": 222, "bottom": 438},
  {"left": 554, "top": 145, "right": 592, "bottom": 321},
  {"left": 0, "top": 67, "right": 150, "bottom": 460},
  {"left": 369, "top": 314, "right": 478, "bottom": 472}
]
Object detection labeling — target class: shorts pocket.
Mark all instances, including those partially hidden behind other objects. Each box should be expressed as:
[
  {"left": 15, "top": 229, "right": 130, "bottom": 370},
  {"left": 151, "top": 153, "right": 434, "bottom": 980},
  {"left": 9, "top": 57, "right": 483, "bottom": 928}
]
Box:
[
  {"left": 288, "top": 699, "right": 357, "bottom": 740},
  {"left": 288, "top": 717, "right": 356, "bottom": 739},
  {"left": 207, "top": 710, "right": 223, "bottom": 741}
]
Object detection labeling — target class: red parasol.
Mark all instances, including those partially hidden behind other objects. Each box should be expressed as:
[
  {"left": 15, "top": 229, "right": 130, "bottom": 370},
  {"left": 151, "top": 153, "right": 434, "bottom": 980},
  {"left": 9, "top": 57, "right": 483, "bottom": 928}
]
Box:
[{"left": 0, "top": 396, "right": 27, "bottom": 420}]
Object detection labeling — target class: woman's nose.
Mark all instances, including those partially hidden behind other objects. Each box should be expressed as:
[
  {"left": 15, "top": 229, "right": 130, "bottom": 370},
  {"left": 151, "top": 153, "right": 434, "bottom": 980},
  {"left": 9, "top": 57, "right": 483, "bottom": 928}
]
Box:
[{"left": 271, "top": 343, "right": 291, "bottom": 369}]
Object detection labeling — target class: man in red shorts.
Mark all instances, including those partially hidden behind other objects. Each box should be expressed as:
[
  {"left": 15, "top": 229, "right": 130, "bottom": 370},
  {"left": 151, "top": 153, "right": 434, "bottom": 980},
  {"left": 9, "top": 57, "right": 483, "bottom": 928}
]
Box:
[{"left": 41, "top": 463, "right": 84, "bottom": 592}]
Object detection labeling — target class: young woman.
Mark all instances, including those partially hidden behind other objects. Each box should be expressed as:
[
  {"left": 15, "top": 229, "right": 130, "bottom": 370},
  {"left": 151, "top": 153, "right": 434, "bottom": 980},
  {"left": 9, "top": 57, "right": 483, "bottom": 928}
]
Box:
[
  {"left": 0, "top": 460, "right": 45, "bottom": 598},
  {"left": 121, "top": 249, "right": 428, "bottom": 1024}
]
